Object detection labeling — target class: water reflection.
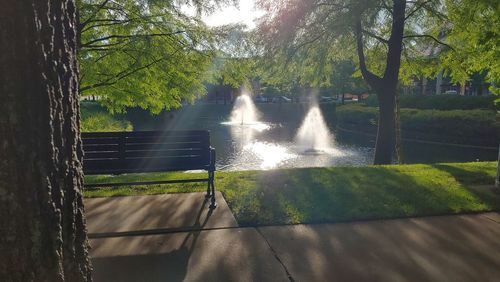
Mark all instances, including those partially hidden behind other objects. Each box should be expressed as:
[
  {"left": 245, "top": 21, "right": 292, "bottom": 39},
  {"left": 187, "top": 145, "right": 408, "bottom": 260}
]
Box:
[
  {"left": 220, "top": 118, "right": 374, "bottom": 170},
  {"left": 243, "top": 141, "right": 296, "bottom": 169},
  {"left": 130, "top": 103, "right": 498, "bottom": 171}
]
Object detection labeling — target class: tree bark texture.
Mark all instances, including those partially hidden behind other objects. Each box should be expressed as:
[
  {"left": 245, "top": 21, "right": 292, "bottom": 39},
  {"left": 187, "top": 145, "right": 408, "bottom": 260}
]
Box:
[
  {"left": 0, "top": 0, "right": 92, "bottom": 281},
  {"left": 355, "top": 0, "right": 406, "bottom": 164}
]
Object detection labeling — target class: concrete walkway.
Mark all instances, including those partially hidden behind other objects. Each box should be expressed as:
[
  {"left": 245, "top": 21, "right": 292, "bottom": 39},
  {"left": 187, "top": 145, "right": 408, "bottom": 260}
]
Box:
[{"left": 85, "top": 194, "right": 500, "bottom": 282}]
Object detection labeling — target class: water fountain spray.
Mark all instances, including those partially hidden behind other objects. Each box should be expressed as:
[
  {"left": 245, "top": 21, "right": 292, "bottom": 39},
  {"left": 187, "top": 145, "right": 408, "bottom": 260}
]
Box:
[
  {"left": 230, "top": 94, "right": 260, "bottom": 125},
  {"left": 295, "top": 96, "right": 333, "bottom": 152}
]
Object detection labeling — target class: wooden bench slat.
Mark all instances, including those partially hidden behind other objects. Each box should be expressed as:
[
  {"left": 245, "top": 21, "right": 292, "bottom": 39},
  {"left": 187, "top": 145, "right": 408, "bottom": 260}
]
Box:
[
  {"left": 82, "top": 130, "right": 208, "bottom": 138},
  {"left": 124, "top": 150, "right": 207, "bottom": 158},
  {"left": 125, "top": 135, "right": 209, "bottom": 144},
  {"left": 84, "top": 151, "right": 121, "bottom": 159},
  {"left": 82, "top": 130, "right": 213, "bottom": 174},
  {"left": 84, "top": 157, "right": 209, "bottom": 172},
  {"left": 82, "top": 130, "right": 217, "bottom": 208},
  {"left": 82, "top": 138, "right": 121, "bottom": 145},
  {"left": 125, "top": 142, "right": 207, "bottom": 150},
  {"left": 123, "top": 130, "right": 209, "bottom": 137},
  {"left": 83, "top": 144, "right": 120, "bottom": 152}
]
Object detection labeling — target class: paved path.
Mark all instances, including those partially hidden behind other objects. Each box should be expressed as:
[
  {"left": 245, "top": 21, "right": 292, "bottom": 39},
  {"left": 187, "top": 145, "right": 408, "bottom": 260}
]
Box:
[
  {"left": 85, "top": 194, "right": 500, "bottom": 282},
  {"left": 86, "top": 192, "right": 237, "bottom": 236}
]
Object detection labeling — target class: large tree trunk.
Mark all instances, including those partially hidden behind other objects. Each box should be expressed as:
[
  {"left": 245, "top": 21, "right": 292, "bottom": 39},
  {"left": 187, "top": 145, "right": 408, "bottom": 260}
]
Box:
[
  {"left": 356, "top": 0, "right": 406, "bottom": 164},
  {"left": 374, "top": 89, "right": 397, "bottom": 164},
  {"left": 0, "top": 0, "right": 92, "bottom": 281}
]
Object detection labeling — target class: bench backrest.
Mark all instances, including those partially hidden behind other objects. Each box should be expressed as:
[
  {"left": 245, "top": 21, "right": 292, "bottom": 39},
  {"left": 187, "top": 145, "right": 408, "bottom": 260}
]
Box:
[{"left": 82, "top": 130, "right": 211, "bottom": 175}]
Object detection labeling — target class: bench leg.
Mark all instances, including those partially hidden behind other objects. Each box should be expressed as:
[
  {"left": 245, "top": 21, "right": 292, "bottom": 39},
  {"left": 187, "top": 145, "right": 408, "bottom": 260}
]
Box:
[
  {"left": 205, "top": 172, "right": 211, "bottom": 199},
  {"left": 209, "top": 171, "right": 217, "bottom": 209}
]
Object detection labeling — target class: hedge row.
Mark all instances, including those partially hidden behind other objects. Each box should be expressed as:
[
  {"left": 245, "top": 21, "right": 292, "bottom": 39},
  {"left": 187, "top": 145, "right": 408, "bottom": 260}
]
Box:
[
  {"left": 336, "top": 104, "right": 499, "bottom": 146},
  {"left": 363, "top": 94, "right": 498, "bottom": 111}
]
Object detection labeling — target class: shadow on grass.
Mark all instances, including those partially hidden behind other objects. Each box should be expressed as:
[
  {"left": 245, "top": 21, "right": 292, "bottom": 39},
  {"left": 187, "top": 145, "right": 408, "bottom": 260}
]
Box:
[
  {"left": 223, "top": 165, "right": 498, "bottom": 226},
  {"left": 84, "top": 172, "right": 208, "bottom": 197},
  {"left": 431, "top": 163, "right": 495, "bottom": 186},
  {"left": 431, "top": 163, "right": 500, "bottom": 208}
]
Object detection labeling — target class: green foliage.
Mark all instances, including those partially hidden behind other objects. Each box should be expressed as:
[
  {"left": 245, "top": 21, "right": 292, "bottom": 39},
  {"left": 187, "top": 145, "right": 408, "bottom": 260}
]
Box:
[
  {"left": 80, "top": 102, "right": 132, "bottom": 132},
  {"left": 336, "top": 104, "right": 379, "bottom": 127},
  {"left": 329, "top": 60, "right": 369, "bottom": 95},
  {"left": 336, "top": 104, "right": 500, "bottom": 144},
  {"left": 364, "top": 94, "right": 499, "bottom": 110},
  {"left": 206, "top": 25, "right": 261, "bottom": 89},
  {"left": 84, "top": 162, "right": 499, "bottom": 225},
  {"left": 441, "top": 0, "right": 500, "bottom": 92},
  {"left": 256, "top": 1, "right": 446, "bottom": 87},
  {"left": 77, "top": 0, "right": 238, "bottom": 113},
  {"left": 256, "top": 0, "right": 499, "bottom": 96}
]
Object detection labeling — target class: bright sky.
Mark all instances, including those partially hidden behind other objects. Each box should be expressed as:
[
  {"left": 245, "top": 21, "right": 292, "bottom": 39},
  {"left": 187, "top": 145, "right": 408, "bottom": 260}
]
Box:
[{"left": 184, "top": 0, "right": 265, "bottom": 29}]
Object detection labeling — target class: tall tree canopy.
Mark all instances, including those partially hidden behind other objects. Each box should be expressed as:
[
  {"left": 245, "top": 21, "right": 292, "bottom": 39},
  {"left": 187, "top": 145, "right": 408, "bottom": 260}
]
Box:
[
  {"left": 256, "top": 0, "right": 497, "bottom": 164},
  {"left": 441, "top": 0, "right": 499, "bottom": 92},
  {"left": 77, "top": 0, "right": 238, "bottom": 113}
]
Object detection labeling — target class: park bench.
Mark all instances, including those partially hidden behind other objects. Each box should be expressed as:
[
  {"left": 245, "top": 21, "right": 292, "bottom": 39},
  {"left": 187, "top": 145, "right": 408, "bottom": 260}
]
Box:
[{"left": 82, "top": 130, "right": 217, "bottom": 209}]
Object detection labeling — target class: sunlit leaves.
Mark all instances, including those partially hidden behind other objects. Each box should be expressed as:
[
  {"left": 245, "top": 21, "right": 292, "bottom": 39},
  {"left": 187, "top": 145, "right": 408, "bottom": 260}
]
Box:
[
  {"left": 77, "top": 0, "right": 234, "bottom": 113},
  {"left": 442, "top": 0, "right": 499, "bottom": 93}
]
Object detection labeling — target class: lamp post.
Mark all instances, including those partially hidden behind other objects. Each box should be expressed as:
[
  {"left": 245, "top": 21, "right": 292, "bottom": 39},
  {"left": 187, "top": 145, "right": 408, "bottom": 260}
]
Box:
[{"left": 496, "top": 144, "right": 500, "bottom": 188}]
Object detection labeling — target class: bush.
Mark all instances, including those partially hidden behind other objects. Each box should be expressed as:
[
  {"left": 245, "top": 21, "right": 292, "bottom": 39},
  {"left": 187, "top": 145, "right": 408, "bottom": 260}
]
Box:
[
  {"left": 336, "top": 104, "right": 378, "bottom": 127},
  {"left": 81, "top": 101, "right": 132, "bottom": 132},
  {"left": 364, "top": 94, "right": 498, "bottom": 111},
  {"left": 336, "top": 104, "right": 500, "bottom": 145}
]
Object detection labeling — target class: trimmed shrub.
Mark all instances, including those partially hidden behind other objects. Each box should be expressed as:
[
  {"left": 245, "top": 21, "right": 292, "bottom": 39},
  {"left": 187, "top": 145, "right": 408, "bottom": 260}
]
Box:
[
  {"left": 364, "top": 94, "right": 498, "bottom": 111},
  {"left": 336, "top": 104, "right": 500, "bottom": 146}
]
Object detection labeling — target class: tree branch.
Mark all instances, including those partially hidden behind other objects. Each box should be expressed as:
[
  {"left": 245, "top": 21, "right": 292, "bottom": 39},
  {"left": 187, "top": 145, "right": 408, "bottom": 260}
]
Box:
[
  {"left": 80, "top": 49, "right": 182, "bottom": 93},
  {"left": 355, "top": 18, "right": 382, "bottom": 88},
  {"left": 362, "top": 29, "right": 389, "bottom": 44},
  {"left": 81, "top": 19, "right": 134, "bottom": 33},
  {"left": 383, "top": 0, "right": 406, "bottom": 82},
  {"left": 405, "top": 0, "right": 432, "bottom": 20},
  {"left": 403, "top": 34, "right": 454, "bottom": 51},
  {"left": 79, "top": 0, "right": 111, "bottom": 30},
  {"left": 80, "top": 31, "right": 185, "bottom": 48},
  {"left": 80, "top": 57, "right": 164, "bottom": 92}
]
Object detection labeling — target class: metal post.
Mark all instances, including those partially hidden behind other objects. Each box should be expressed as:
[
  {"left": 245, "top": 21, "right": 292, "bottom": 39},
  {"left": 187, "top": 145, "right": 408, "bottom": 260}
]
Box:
[{"left": 496, "top": 144, "right": 500, "bottom": 189}]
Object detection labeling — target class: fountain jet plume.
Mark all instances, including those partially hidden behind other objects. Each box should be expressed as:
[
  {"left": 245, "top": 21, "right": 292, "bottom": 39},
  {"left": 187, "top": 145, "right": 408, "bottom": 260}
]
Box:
[
  {"left": 295, "top": 105, "right": 333, "bottom": 152},
  {"left": 230, "top": 94, "right": 260, "bottom": 125}
]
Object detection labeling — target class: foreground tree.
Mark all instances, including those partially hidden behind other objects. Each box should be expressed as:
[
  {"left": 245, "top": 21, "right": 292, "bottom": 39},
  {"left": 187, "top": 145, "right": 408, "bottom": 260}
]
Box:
[
  {"left": 0, "top": 0, "right": 92, "bottom": 280},
  {"left": 257, "top": 0, "right": 449, "bottom": 164}
]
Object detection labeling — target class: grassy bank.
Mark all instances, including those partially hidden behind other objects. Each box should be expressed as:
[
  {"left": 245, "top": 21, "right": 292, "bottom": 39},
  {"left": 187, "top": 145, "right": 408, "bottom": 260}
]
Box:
[
  {"left": 364, "top": 94, "right": 498, "bottom": 111},
  {"left": 81, "top": 101, "right": 132, "bottom": 132},
  {"left": 84, "top": 162, "right": 499, "bottom": 225}
]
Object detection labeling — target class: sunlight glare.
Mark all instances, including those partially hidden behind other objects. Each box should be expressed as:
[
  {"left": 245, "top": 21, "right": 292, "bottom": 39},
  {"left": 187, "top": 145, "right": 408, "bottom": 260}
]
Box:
[{"left": 244, "top": 141, "right": 296, "bottom": 169}]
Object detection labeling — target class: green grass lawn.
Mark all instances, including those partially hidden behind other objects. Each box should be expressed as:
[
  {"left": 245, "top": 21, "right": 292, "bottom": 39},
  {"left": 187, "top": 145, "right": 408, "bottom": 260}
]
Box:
[{"left": 84, "top": 162, "right": 500, "bottom": 225}]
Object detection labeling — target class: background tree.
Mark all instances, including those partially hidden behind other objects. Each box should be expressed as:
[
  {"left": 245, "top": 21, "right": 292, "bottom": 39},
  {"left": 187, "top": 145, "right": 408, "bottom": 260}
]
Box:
[
  {"left": 0, "top": 0, "right": 92, "bottom": 280},
  {"left": 207, "top": 24, "right": 261, "bottom": 92},
  {"left": 77, "top": 0, "right": 236, "bottom": 113},
  {"left": 441, "top": 0, "right": 499, "bottom": 94},
  {"left": 256, "top": 0, "right": 452, "bottom": 164},
  {"left": 329, "top": 60, "right": 369, "bottom": 103}
]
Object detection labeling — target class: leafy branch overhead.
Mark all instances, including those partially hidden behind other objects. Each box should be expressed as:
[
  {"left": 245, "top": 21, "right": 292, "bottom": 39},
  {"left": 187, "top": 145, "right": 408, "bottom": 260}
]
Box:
[
  {"left": 77, "top": 0, "right": 499, "bottom": 114},
  {"left": 255, "top": 0, "right": 497, "bottom": 90},
  {"left": 77, "top": 0, "right": 238, "bottom": 113}
]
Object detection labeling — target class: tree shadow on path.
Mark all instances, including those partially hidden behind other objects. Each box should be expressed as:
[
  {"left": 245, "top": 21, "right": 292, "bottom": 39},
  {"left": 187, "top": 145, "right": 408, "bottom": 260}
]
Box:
[{"left": 91, "top": 199, "right": 213, "bottom": 282}]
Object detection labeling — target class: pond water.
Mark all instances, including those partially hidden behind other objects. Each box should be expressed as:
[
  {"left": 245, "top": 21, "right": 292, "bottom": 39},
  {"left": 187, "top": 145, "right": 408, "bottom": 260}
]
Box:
[{"left": 128, "top": 103, "right": 498, "bottom": 171}]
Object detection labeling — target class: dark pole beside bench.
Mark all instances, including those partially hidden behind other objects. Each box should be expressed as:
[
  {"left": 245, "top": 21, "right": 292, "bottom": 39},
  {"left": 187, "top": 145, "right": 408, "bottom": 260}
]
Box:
[{"left": 82, "top": 130, "right": 217, "bottom": 209}]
